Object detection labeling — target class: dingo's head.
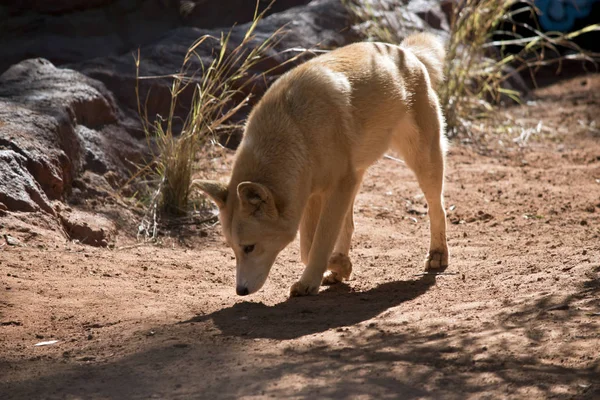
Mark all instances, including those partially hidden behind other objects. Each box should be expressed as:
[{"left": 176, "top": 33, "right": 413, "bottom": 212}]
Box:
[{"left": 194, "top": 180, "right": 296, "bottom": 296}]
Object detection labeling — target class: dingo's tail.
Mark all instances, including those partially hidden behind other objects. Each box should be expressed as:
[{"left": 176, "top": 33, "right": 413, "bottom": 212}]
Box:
[{"left": 401, "top": 33, "right": 445, "bottom": 90}]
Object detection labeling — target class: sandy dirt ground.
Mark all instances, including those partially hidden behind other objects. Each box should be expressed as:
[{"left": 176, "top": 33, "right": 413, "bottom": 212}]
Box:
[{"left": 1, "top": 75, "right": 599, "bottom": 399}]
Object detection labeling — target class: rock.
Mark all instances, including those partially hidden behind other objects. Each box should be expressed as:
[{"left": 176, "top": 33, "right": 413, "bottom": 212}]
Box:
[
  {"left": 350, "top": 0, "right": 450, "bottom": 43},
  {"left": 0, "top": 58, "right": 117, "bottom": 198},
  {"left": 60, "top": 210, "right": 115, "bottom": 247},
  {"left": 4, "top": 234, "right": 20, "bottom": 246},
  {"left": 407, "top": 0, "right": 450, "bottom": 32},
  {"left": 74, "top": 0, "right": 362, "bottom": 133},
  {"left": 407, "top": 206, "right": 428, "bottom": 216},
  {"left": 0, "top": 58, "right": 145, "bottom": 213},
  {"left": 0, "top": 150, "right": 54, "bottom": 213},
  {"left": 71, "top": 171, "right": 115, "bottom": 199},
  {"left": 0, "top": 100, "right": 77, "bottom": 201},
  {"left": 103, "top": 171, "right": 123, "bottom": 190},
  {"left": 0, "top": 1, "right": 312, "bottom": 74},
  {"left": 77, "top": 125, "right": 144, "bottom": 175}
]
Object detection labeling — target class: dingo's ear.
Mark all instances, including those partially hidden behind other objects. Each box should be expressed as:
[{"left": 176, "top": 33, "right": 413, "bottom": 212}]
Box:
[
  {"left": 193, "top": 180, "right": 228, "bottom": 209},
  {"left": 237, "top": 182, "right": 278, "bottom": 219}
]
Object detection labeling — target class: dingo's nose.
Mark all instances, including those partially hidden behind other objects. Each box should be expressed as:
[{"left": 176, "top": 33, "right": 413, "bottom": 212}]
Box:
[{"left": 236, "top": 285, "right": 249, "bottom": 296}]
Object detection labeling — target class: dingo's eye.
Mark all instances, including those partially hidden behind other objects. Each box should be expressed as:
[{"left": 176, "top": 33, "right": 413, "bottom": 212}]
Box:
[{"left": 243, "top": 244, "right": 255, "bottom": 254}]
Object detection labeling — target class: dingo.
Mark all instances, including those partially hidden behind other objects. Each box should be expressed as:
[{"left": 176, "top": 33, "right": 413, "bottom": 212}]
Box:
[{"left": 196, "top": 33, "right": 449, "bottom": 297}]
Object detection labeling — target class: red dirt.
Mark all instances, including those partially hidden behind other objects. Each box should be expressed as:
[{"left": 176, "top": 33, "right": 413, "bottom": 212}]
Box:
[{"left": 1, "top": 75, "right": 599, "bottom": 399}]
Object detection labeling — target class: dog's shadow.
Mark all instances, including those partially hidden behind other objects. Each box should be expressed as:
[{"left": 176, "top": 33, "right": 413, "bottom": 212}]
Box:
[{"left": 183, "top": 273, "right": 440, "bottom": 340}]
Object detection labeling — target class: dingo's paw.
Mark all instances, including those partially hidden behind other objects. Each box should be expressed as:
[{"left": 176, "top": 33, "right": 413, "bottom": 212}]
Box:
[
  {"left": 322, "top": 271, "right": 340, "bottom": 285},
  {"left": 289, "top": 280, "right": 320, "bottom": 297},
  {"left": 322, "top": 253, "right": 352, "bottom": 285},
  {"left": 425, "top": 249, "right": 449, "bottom": 270}
]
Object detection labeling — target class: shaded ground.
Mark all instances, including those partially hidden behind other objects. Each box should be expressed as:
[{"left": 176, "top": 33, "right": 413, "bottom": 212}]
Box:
[{"left": 1, "top": 75, "right": 599, "bottom": 399}]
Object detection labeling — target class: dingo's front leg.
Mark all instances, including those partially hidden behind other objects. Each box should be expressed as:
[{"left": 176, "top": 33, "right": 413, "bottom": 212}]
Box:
[
  {"left": 322, "top": 170, "right": 364, "bottom": 285},
  {"left": 299, "top": 195, "right": 322, "bottom": 265},
  {"left": 322, "top": 201, "right": 356, "bottom": 285},
  {"left": 290, "top": 176, "right": 358, "bottom": 297}
]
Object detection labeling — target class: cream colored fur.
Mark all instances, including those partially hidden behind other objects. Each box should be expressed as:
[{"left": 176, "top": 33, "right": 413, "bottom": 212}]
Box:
[{"left": 196, "top": 32, "right": 449, "bottom": 297}]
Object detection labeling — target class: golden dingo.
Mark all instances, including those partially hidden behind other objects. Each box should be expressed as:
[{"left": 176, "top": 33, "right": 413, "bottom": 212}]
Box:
[{"left": 196, "top": 33, "right": 448, "bottom": 297}]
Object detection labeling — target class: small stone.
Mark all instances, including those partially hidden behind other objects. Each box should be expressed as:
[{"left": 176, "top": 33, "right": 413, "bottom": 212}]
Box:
[
  {"left": 60, "top": 210, "right": 115, "bottom": 247},
  {"left": 4, "top": 234, "right": 19, "bottom": 246}
]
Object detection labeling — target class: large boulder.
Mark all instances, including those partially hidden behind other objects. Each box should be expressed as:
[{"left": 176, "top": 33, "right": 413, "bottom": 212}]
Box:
[
  {"left": 73, "top": 0, "right": 362, "bottom": 126},
  {"left": 0, "top": 58, "right": 144, "bottom": 213},
  {"left": 0, "top": 0, "right": 312, "bottom": 74}
]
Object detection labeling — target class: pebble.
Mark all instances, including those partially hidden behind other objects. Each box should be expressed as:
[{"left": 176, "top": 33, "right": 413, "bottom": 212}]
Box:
[{"left": 4, "top": 234, "right": 19, "bottom": 246}]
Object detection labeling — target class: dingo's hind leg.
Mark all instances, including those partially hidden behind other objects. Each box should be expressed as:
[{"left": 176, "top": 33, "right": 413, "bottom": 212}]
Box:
[{"left": 393, "top": 105, "right": 448, "bottom": 270}]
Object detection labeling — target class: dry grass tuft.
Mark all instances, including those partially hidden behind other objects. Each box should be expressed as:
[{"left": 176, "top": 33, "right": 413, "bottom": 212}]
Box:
[
  {"left": 134, "top": 2, "right": 281, "bottom": 238},
  {"left": 133, "top": 1, "right": 308, "bottom": 238}
]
